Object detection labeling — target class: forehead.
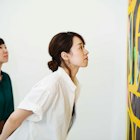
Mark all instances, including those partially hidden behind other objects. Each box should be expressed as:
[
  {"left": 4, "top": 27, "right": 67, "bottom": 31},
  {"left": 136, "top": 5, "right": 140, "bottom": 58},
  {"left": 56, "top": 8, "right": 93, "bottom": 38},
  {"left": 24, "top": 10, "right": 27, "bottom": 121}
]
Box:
[{"left": 72, "top": 36, "right": 83, "bottom": 45}]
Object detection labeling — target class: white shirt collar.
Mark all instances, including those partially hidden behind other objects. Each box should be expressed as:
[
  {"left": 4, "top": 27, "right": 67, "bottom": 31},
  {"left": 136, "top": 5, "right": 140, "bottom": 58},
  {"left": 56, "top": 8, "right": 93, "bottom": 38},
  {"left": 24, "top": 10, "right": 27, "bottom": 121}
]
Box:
[{"left": 57, "top": 67, "right": 78, "bottom": 92}]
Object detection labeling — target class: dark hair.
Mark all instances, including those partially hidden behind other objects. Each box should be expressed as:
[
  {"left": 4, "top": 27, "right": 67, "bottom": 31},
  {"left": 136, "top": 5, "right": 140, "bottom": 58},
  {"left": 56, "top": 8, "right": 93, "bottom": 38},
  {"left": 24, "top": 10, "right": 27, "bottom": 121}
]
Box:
[
  {"left": 48, "top": 32, "right": 85, "bottom": 72},
  {"left": 0, "top": 38, "right": 5, "bottom": 45}
]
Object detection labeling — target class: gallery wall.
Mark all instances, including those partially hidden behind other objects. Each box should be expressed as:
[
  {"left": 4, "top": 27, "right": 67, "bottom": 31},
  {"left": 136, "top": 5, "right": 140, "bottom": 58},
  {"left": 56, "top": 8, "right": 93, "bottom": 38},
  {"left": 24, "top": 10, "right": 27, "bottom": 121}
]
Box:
[{"left": 0, "top": 0, "right": 127, "bottom": 140}]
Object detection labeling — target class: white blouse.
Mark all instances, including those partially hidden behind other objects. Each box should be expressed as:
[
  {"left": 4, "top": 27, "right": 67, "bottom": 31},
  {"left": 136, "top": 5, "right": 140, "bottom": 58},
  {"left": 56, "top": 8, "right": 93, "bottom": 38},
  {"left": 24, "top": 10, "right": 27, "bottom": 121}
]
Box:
[{"left": 7, "top": 67, "right": 80, "bottom": 140}]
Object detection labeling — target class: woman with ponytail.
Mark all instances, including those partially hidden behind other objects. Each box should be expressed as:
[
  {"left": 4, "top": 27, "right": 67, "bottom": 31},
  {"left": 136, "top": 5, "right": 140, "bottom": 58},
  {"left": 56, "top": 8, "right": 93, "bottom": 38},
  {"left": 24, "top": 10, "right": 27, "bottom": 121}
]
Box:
[{"left": 0, "top": 32, "right": 89, "bottom": 140}]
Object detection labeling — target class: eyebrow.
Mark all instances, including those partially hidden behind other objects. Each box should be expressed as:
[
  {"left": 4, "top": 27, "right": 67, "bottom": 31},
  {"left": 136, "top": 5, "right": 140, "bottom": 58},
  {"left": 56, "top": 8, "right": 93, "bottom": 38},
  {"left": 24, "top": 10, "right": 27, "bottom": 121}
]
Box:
[{"left": 77, "top": 42, "right": 84, "bottom": 46}]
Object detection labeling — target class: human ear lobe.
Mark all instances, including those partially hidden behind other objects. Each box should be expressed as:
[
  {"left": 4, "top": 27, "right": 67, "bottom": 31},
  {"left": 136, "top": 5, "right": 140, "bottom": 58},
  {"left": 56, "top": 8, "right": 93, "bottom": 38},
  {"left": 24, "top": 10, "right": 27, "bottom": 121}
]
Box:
[{"left": 61, "top": 52, "right": 69, "bottom": 61}]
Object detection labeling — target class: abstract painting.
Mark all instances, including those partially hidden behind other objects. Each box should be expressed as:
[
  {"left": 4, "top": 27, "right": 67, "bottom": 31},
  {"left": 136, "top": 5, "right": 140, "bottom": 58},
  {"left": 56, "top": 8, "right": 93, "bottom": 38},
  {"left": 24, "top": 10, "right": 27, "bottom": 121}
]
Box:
[{"left": 127, "top": 0, "right": 140, "bottom": 140}]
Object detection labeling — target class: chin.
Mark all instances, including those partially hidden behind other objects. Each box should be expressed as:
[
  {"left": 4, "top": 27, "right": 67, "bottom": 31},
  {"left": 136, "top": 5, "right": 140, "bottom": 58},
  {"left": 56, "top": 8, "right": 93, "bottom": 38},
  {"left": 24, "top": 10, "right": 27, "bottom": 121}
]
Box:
[
  {"left": 81, "top": 63, "right": 88, "bottom": 67},
  {"left": 3, "top": 60, "right": 8, "bottom": 63}
]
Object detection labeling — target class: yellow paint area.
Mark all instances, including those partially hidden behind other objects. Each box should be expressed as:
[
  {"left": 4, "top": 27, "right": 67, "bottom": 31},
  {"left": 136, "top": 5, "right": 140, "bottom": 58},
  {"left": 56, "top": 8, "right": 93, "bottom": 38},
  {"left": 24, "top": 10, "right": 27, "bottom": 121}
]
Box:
[{"left": 127, "top": 1, "right": 140, "bottom": 140}]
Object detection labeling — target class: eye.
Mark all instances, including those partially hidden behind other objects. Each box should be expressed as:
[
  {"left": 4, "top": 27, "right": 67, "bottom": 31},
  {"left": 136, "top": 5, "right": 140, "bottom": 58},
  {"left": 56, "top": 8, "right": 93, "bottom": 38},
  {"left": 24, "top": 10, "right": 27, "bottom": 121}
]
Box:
[
  {"left": 79, "top": 45, "right": 84, "bottom": 49},
  {"left": 0, "top": 46, "right": 2, "bottom": 49}
]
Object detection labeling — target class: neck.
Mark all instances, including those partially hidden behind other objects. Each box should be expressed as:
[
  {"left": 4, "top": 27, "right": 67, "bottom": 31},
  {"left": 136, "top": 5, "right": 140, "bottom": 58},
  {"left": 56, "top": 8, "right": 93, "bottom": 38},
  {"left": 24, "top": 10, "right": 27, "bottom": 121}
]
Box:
[
  {"left": 0, "top": 64, "right": 2, "bottom": 74},
  {"left": 61, "top": 61, "right": 79, "bottom": 82},
  {"left": 0, "top": 64, "right": 2, "bottom": 70},
  {"left": 0, "top": 65, "right": 2, "bottom": 81},
  {"left": 61, "top": 66, "right": 79, "bottom": 82},
  {"left": 70, "top": 68, "right": 79, "bottom": 81}
]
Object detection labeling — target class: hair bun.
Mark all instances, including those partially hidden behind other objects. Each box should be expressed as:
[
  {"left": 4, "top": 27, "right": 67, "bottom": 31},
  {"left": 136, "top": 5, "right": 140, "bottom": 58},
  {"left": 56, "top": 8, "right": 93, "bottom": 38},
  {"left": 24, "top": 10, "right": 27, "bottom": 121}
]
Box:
[{"left": 48, "top": 60, "right": 58, "bottom": 72}]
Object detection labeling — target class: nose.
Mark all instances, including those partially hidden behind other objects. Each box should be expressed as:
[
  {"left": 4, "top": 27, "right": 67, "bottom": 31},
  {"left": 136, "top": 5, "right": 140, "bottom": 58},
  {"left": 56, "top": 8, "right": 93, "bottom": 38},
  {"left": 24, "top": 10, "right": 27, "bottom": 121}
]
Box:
[{"left": 84, "top": 48, "right": 89, "bottom": 55}]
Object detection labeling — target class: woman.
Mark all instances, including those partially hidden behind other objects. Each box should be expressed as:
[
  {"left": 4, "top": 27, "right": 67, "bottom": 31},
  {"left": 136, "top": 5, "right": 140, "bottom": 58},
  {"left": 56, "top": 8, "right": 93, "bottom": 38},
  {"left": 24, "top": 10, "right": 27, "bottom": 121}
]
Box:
[
  {"left": 0, "top": 32, "right": 89, "bottom": 140},
  {"left": 0, "top": 38, "right": 14, "bottom": 134}
]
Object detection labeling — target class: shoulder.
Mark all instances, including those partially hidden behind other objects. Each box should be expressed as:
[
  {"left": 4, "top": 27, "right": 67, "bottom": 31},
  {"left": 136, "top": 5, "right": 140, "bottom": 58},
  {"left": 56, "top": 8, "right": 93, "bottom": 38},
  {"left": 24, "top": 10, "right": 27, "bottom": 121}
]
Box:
[
  {"left": 41, "top": 70, "right": 61, "bottom": 85},
  {"left": 1, "top": 71, "right": 9, "bottom": 76},
  {"left": 1, "top": 71, "right": 11, "bottom": 80},
  {"left": 32, "top": 70, "right": 61, "bottom": 92},
  {"left": 24, "top": 71, "right": 62, "bottom": 102}
]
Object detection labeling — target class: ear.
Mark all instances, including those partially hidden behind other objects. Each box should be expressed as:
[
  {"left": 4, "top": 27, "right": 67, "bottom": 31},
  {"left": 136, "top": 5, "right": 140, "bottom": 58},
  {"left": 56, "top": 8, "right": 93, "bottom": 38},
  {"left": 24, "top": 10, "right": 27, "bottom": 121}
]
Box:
[{"left": 61, "top": 51, "right": 69, "bottom": 61}]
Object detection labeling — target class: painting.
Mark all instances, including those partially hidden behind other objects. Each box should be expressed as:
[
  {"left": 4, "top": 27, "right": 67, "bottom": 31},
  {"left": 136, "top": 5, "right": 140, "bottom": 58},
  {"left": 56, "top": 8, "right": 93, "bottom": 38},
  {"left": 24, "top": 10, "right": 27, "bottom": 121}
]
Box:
[{"left": 127, "top": 0, "right": 140, "bottom": 140}]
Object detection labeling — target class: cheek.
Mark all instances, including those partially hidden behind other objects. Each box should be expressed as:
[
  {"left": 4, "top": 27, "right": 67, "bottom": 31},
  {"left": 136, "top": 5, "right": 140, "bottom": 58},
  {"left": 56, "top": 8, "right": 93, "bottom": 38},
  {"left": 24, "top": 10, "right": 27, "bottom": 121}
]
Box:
[
  {"left": 70, "top": 56, "right": 83, "bottom": 65},
  {"left": 69, "top": 52, "right": 83, "bottom": 64},
  {"left": 0, "top": 53, "right": 3, "bottom": 58}
]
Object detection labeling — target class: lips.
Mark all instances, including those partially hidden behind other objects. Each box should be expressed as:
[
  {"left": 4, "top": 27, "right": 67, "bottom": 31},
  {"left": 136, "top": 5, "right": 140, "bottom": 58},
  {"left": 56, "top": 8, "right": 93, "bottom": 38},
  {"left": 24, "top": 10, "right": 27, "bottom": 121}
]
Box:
[
  {"left": 84, "top": 57, "right": 88, "bottom": 60},
  {"left": 3, "top": 54, "right": 8, "bottom": 58}
]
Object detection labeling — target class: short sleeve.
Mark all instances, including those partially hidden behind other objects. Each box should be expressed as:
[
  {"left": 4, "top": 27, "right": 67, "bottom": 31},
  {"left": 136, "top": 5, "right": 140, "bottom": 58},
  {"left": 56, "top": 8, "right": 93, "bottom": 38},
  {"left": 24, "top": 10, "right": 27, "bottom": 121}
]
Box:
[{"left": 17, "top": 83, "right": 51, "bottom": 122}]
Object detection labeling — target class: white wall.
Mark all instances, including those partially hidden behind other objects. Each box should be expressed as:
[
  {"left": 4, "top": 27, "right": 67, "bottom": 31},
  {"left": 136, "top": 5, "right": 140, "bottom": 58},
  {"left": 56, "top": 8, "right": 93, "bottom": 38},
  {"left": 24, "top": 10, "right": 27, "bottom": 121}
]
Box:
[{"left": 0, "top": 0, "right": 127, "bottom": 140}]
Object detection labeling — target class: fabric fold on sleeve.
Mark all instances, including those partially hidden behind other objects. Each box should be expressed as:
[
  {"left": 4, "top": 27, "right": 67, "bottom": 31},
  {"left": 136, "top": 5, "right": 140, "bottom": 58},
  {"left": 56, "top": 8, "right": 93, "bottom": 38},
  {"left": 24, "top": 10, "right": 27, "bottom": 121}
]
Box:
[{"left": 17, "top": 83, "right": 51, "bottom": 122}]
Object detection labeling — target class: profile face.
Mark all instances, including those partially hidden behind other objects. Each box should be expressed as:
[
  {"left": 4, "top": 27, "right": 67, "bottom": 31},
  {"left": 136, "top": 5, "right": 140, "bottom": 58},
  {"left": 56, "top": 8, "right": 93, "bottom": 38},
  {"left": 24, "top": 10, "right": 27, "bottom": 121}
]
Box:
[
  {"left": 68, "top": 36, "right": 89, "bottom": 68},
  {"left": 0, "top": 44, "right": 8, "bottom": 64}
]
